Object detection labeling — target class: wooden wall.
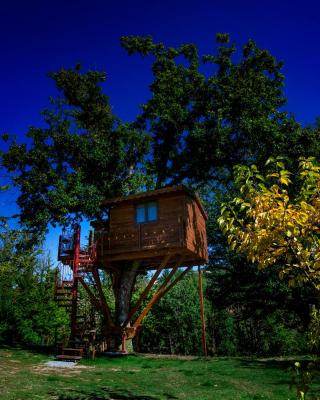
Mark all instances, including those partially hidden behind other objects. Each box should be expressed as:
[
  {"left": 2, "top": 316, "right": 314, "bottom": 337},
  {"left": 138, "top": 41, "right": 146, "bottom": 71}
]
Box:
[
  {"left": 95, "top": 191, "right": 208, "bottom": 265},
  {"left": 102, "top": 194, "right": 184, "bottom": 254},
  {"left": 184, "top": 196, "right": 208, "bottom": 262},
  {"left": 109, "top": 204, "right": 139, "bottom": 251}
]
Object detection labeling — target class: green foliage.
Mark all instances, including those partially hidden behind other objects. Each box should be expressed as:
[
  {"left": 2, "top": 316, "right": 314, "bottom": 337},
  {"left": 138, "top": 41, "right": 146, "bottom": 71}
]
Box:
[
  {"left": 122, "top": 34, "right": 320, "bottom": 187},
  {"left": 289, "top": 361, "right": 320, "bottom": 400},
  {"left": 211, "top": 300, "right": 308, "bottom": 357},
  {"left": 308, "top": 308, "right": 320, "bottom": 355},
  {"left": 206, "top": 226, "right": 313, "bottom": 356},
  {"left": 140, "top": 272, "right": 211, "bottom": 355},
  {"left": 219, "top": 157, "right": 320, "bottom": 289},
  {"left": 2, "top": 66, "right": 148, "bottom": 234},
  {"left": 214, "top": 310, "right": 238, "bottom": 356},
  {"left": 0, "top": 228, "right": 68, "bottom": 345},
  {"left": 261, "top": 311, "right": 307, "bottom": 355}
]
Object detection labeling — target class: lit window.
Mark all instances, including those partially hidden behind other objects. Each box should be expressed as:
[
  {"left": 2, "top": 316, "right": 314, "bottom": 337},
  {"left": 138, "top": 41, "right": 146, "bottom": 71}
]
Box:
[{"left": 135, "top": 201, "right": 157, "bottom": 223}]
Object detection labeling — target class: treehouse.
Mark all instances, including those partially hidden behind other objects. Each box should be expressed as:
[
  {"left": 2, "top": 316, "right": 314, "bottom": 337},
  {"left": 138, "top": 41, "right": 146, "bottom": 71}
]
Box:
[
  {"left": 92, "top": 185, "right": 208, "bottom": 270},
  {"left": 55, "top": 185, "right": 208, "bottom": 358}
]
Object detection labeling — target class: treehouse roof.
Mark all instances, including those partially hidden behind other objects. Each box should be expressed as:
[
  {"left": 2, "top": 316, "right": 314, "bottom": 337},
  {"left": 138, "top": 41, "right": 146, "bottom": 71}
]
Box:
[{"left": 102, "top": 185, "right": 208, "bottom": 220}]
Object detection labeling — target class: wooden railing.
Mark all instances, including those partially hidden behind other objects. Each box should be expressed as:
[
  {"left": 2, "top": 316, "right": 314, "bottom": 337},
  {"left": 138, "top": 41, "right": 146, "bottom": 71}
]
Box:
[{"left": 96, "top": 218, "right": 184, "bottom": 257}]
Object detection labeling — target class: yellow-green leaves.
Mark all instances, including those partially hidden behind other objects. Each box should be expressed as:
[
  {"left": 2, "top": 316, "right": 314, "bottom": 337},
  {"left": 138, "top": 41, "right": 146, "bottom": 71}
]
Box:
[{"left": 219, "top": 157, "right": 320, "bottom": 290}]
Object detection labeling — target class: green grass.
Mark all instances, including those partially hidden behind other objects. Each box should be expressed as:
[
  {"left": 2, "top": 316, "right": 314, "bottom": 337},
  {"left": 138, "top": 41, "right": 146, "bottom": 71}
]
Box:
[{"left": 0, "top": 347, "right": 315, "bottom": 399}]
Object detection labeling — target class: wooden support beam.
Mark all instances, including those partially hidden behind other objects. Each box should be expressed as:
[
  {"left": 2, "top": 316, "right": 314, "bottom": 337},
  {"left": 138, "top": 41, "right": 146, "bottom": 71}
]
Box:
[
  {"left": 160, "top": 265, "right": 192, "bottom": 299},
  {"left": 122, "top": 253, "right": 173, "bottom": 327},
  {"left": 91, "top": 267, "right": 114, "bottom": 327},
  {"left": 153, "top": 255, "right": 184, "bottom": 295},
  {"left": 78, "top": 277, "right": 103, "bottom": 314},
  {"left": 198, "top": 265, "right": 207, "bottom": 357},
  {"left": 133, "top": 255, "right": 186, "bottom": 329}
]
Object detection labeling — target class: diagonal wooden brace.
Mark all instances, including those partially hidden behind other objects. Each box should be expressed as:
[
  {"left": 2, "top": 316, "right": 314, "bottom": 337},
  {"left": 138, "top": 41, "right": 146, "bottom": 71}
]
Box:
[
  {"left": 91, "top": 267, "right": 114, "bottom": 327},
  {"left": 160, "top": 265, "right": 192, "bottom": 299},
  {"left": 78, "top": 276, "right": 103, "bottom": 314},
  {"left": 132, "top": 254, "right": 186, "bottom": 329},
  {"left": 121, "top": 252, "right": 173, "bottom": 328}
]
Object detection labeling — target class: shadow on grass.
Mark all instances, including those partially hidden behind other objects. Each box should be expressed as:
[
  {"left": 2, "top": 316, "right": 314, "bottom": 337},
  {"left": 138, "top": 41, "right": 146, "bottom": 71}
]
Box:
[
  {"left": 54, "top": 386, "right": 178, "bottom": 400},
  {"left": 239, "top": 358, "right": 318, "bottom": 371}
]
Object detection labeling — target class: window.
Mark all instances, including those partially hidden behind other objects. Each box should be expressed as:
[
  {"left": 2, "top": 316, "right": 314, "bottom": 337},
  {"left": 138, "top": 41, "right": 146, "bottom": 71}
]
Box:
[
  {"left": 147, "top": 202, "right": 157, "bottom": 221},
  {"left": 135, "top": 201, "right": 157, "bottom": 223},
  {"left": 136, "top": 204, "right": 146, "bottom": 223}
]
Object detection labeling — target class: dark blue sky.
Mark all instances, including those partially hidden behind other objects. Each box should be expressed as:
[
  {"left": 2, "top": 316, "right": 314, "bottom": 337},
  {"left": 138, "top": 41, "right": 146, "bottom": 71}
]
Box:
[{"left": 1, "top": 0, "right": 319, "bottom": 258}]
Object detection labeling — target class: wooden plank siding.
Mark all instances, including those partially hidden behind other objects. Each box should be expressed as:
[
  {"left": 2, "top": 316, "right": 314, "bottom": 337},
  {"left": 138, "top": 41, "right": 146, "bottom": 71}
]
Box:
[
  {"left": 94, "top": 187, "right": 208, "bottom": 269},
  {"left": 184, "top": 196, "right": 208, "bottom": 262}
]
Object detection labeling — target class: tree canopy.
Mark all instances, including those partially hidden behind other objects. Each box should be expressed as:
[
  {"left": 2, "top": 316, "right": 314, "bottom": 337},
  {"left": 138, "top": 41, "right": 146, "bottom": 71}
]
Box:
[
  {"left": 1, "top": 66, "right": 148, "bottom": 234},
  {"left": 122, "top": 34, "right": 320, "bottom": 187},
  {"left": 2, "top": 34, "right": 320, "bottom": 235}
]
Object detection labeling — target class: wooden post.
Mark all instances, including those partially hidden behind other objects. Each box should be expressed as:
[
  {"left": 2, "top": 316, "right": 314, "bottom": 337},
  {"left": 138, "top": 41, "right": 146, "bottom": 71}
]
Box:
[
  {"left": 121, "top": 334, "right": 127, "bottom": 353},
  {"left": 70, "top": 224, "right": 80, "bottom": 341},
  {"left": 198, "top": 265, "right": 207, "bottom": 357}
]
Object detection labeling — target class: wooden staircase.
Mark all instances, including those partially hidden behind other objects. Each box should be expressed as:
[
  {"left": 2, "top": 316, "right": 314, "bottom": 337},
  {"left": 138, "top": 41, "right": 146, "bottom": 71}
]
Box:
[
  {"left": 54, "top": 252, "right": 99, "bottom": 361},
  {"left": 55, "top": 280, "right": 73, "bottom": 310},
  {"left": 54, "top": 226, "right": 100, "bottom": 361}
]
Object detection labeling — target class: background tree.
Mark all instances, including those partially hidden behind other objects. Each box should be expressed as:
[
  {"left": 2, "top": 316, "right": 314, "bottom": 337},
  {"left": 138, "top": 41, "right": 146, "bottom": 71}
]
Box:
[
  {"left": 2, "top": 66, "right": 148, "bottom": 235},
  {"left": 0, "top": 228, "right": 67, "bottom": 345},
  {"left": 139, "top": 272, "right": 212, "bottom": 355},
  {"left": 121, "top": 34, "right": 320, "bottom": 187},
  {"left": 218, "top": 157, "right": 320, "bottom": 289}
]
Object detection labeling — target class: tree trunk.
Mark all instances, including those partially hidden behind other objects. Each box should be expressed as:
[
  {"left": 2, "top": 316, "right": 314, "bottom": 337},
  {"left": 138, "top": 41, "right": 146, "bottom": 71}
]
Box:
[{"left": 111, "top": 261, "right": 139, "bottom": 349}]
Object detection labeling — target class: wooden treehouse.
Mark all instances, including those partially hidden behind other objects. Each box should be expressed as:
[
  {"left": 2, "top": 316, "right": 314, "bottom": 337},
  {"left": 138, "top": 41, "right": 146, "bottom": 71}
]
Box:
[{"left": 54, "top": 185, "right": 208, "bottom": 359}]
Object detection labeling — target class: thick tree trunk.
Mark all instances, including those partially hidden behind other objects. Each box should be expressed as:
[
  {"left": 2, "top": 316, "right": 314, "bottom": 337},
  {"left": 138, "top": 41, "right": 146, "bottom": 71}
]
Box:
[{"left": 110, "top": 261, "right": 139, "bottom": 349}]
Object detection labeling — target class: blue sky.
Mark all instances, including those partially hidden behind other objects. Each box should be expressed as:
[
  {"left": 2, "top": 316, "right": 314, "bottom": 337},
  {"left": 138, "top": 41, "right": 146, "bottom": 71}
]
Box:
[{"left": 1, "top": 0, "right": 319, "bottom": 261}]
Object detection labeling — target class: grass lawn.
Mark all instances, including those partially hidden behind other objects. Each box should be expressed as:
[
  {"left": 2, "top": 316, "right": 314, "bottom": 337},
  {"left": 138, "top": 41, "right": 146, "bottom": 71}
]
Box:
[{"left": 0, "top": 347, "right": 315, "bottom": 399}]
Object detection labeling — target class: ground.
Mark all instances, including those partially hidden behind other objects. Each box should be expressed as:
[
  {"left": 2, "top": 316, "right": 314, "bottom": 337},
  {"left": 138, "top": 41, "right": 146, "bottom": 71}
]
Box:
[{"left": 0, "top": 347, "right": 316, "bottom": 399}]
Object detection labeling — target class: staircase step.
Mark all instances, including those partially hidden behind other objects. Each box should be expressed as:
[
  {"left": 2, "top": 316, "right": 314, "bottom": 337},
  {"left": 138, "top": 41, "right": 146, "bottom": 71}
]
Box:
[
  {"left": 55, "top": 296, "right": 72, "bottom": 300},
  {"left": 57, "top": 303, "right": 72, "bottom": 308},
  {"left": 62, "top": 280, "right": 73, "bottom": 286},
  {"left": 56, "top": 354, "right": 82, "bottom": 362},
  {"left": 63, "top": 347, "right": 84, "bottom": 355},
  {"left": 55, "top": 292, "right": 72, "bottom": 297},
  {"left": 56, "top": 299, "right": 72, "bottom": 305}
]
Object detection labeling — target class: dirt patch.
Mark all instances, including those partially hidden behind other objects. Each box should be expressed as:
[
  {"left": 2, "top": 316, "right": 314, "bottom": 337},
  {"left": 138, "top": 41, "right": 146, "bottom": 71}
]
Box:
[
  {"left": 31, "top": 364, "right": 95, "bottom": 376},
  {"left": 1, "top": 366, "right": 20, "bottom": 375},
  {"left": 141, "top": 353, "right": 199, "bottom": 361},
  {"left": 0, "top": 351, "right": 13, "bottom": 357}
]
